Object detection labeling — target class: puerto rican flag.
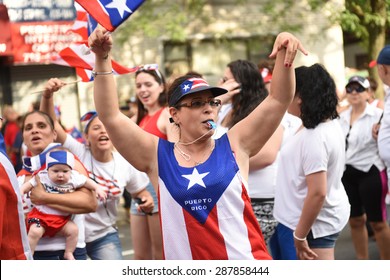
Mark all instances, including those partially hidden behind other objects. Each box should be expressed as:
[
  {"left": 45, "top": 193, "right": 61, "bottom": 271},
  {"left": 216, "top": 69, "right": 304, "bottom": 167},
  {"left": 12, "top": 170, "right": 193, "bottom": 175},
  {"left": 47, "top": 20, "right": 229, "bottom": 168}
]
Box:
[
  {"left": 70, "top": 3, "right": 99, "bottom": 42},
  {"left": 0, "top": 133, "right": 32, "bottom": 260},
  {"left": 53, "top": 1, "right": 141, "bottom": 82},
  {"left": 70, "top": 2, "right": 88, "bottom": 42},
  {"left": 53, "top": 44, "right": 139, "bottom": 82},
  {"left": 157, "top": 135, "right": 272, "bottom": 260},
  {"left": 180, "top": 78, "right": 210, "bottom": 94},
  {"left": 75, "top": 0, "right": 145, "bottom": 32},
  {"left": 67, "top": 126, "right": 86, "bottom": 144}
]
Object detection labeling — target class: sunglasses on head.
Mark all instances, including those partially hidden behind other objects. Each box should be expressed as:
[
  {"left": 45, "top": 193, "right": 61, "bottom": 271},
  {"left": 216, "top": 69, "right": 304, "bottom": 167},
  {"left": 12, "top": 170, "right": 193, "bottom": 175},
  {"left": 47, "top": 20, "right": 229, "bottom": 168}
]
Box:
[
  {"left": 176, "top": 98, "right": 222, "bottom": 109},
  {"left": 346, "top": 85, "right": 366, "bottom": 94},
  {"left": 136, "top": 64, "right": 162, "bottom": 80}
]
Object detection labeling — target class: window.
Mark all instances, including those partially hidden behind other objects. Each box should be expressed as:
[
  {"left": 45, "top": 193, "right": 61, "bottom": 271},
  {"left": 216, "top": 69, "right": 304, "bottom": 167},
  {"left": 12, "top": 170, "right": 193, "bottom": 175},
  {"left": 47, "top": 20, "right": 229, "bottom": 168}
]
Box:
[{"left": 163, "top": 35, "right": 274, "bottom": 85}]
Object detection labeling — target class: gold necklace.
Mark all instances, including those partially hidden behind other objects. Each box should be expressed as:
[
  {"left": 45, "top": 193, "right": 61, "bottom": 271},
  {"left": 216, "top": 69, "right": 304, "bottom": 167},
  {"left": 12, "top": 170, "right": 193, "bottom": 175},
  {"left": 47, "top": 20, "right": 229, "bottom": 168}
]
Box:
[{"left": 174, "top": 141, "right": 215, "bottom": 166}]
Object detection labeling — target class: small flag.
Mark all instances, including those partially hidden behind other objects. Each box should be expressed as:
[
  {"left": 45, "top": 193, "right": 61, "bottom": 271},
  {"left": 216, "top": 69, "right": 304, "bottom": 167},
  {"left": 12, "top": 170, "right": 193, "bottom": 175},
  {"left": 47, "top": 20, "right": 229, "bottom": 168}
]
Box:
[{"left": 75, "top": 0, "right": 146, "bottom": 32}]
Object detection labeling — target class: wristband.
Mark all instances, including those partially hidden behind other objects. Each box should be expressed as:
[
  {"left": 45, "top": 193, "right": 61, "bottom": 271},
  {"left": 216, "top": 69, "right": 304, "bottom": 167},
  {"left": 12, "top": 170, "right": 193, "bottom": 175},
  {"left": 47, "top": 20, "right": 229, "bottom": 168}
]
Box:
[
  {"left": 91, "top": 70, "right": 113, "bottom": 78},
  {"left": 293, "top": 231, "right": 307, "bottom": 242}
]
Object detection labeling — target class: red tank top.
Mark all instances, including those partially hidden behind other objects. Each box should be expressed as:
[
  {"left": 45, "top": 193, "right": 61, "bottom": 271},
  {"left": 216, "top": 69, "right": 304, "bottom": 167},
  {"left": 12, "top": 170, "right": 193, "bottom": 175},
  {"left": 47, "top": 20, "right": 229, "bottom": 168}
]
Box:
[{"left": 139, "top": 108, "right": 167, "bottom": 140}]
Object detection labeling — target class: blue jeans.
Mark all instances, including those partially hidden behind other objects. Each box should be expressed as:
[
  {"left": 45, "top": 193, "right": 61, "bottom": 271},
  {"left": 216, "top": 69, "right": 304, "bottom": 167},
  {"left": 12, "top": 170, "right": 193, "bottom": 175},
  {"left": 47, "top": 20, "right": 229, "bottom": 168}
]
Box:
[
  {"left": 33, "top": 247, "right": 87, "bottom": 260},
  {"left": 269, "top": 223, "right": 297, "bottom": 260},
  {"left": 86, "top": 231, "right": 123, "bottom": 260}
]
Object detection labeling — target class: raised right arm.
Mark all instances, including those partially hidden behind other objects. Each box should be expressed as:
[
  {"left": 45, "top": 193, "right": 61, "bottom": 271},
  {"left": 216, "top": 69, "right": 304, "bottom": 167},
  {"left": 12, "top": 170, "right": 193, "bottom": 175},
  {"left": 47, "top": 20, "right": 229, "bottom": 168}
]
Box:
[
  {"left": 39, "top": 78, "right": 68, "bottom": 145},
  {"left": 89, "top": 28, "right": 159, "bottom": 182}
]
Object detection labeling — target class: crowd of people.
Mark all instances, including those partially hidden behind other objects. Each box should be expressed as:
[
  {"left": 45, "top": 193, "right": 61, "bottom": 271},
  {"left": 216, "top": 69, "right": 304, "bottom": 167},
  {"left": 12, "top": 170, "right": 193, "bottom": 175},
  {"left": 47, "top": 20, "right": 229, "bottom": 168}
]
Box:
[{"left": 2, "top": 27, "right": 390, "bottom": 260}]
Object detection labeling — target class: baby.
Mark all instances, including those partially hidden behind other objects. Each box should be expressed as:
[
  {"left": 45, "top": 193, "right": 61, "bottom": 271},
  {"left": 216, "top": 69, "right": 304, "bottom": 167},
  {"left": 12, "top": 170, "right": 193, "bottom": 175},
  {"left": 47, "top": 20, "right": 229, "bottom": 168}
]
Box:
[{"left": 21, "top": 149, "right": 106, "bottom": 260}]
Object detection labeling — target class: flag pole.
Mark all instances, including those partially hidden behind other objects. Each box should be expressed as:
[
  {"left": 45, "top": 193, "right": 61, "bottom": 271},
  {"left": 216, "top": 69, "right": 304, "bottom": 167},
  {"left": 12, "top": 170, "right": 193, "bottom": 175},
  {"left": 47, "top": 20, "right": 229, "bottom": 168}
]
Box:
[{"left": 30, "top": 79, "right": 82, "bottom": 95}]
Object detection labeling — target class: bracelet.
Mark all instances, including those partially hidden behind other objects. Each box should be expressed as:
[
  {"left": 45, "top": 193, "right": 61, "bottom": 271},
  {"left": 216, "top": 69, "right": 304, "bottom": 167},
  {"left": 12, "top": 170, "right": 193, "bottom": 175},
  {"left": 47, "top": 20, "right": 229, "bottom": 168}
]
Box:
[
  {"left": 91, "top": 70, "right": 113, "bottom": 78},
  {"left": 293, "top": 231, "right": 307, "bottom": 242}
]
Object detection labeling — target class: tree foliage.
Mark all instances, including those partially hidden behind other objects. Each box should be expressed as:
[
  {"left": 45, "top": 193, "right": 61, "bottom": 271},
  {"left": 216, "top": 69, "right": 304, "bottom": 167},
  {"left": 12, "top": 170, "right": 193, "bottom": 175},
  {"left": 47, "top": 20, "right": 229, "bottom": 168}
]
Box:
[{"left": 338, "top": 0, "right": 389, "bottom": 98}]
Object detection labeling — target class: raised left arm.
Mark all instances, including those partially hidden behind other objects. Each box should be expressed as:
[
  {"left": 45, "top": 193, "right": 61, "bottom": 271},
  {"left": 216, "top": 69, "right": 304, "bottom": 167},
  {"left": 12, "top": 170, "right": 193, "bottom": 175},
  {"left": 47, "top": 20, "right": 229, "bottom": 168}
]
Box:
[{"left": 228, "top": 32, "right": 307, "bottom": 164}]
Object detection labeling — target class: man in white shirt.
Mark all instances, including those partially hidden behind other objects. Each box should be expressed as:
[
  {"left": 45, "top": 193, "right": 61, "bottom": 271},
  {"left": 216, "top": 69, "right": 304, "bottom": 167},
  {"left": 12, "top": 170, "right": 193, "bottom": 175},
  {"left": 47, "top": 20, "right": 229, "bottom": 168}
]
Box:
[{"left": 376, "top": 46, "right": 390, "bottom": 207}]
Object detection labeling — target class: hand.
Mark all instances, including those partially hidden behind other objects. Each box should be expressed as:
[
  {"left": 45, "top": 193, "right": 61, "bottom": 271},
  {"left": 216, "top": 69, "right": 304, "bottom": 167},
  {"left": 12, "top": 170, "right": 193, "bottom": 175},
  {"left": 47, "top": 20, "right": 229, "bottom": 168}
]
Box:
[
  {"left": 88, "top": 27, "right": 113, "bottom": 59},
  {"left": 43, "top": 78, "right": 66, "bottom": 99},
  {"left": 294, "top": 239, "right": 318, "bottom": 260},
  {"left": 218, "top": 78, "right": 241, "bottom": 104},
  {"left": 29, "top": 176, "right": 47, "bottom": 205},
  {"left": 134, "top": 196, "right": 154, "bottom": 215},
  {"left": 269, "top": 32, "right": 308, "bottom": 67},
  {"left": 96, "top": 188, "right": 107, "bottom": 202}
]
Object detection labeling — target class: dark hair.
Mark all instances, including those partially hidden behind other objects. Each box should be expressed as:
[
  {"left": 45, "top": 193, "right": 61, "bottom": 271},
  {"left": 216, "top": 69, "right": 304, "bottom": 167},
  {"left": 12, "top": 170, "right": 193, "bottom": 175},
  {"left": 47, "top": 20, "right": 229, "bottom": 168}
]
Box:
[
  {"left": 367, "top": 76, "right": 378, "bottom": 92},
  {"left": 21, "top": 111, "right": 55, "bottom": 132},
  {"left": 295, "top": 64, "right": 339, "bottom": 129},
  {"left": 227, "top": 59, "right": 268, "bottom": 128},
  {"left": 135, "top": 69, "right": 167, "bottom": 125},
  {"left": 257, "top": 59, "right": 275, "bottom": 73}
]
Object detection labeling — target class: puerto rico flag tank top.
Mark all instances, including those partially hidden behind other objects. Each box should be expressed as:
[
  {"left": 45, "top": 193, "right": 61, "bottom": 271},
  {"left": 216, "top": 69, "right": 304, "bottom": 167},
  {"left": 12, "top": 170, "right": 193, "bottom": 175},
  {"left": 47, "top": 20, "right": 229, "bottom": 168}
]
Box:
[{"left": 157, "top": 134, "right": 271, "bottom": 260}]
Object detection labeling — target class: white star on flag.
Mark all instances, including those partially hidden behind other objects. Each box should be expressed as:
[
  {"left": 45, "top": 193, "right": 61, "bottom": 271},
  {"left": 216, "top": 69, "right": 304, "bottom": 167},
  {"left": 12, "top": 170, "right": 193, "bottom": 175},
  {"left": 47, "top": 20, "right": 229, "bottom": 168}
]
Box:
[
  {"left": 182, "top": 84, "right": 190, "bottom": 92},
  {"left": 106, "top": 0, "right": 133, "bottom": 18},
  {"left": 182, "top": 168, "right": 209, "bottom": 190}
]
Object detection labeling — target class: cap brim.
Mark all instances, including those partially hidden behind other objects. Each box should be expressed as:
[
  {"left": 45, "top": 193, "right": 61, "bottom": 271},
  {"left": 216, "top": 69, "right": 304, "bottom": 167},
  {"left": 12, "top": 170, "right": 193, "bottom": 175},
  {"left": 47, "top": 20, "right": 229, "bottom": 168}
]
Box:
[
  {"left": 192, "top": 86, "right": 228, "bottom": 97},
  {"left": 346, "top": 81, "right": 367, "bottom": 88}
]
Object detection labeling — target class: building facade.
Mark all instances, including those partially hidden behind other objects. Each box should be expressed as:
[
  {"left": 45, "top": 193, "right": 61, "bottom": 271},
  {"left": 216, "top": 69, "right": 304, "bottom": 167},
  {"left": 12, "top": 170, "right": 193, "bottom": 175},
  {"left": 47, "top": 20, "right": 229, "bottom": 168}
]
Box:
[{"left": 1, "top": 0, "right": 347, "bottom": 130}]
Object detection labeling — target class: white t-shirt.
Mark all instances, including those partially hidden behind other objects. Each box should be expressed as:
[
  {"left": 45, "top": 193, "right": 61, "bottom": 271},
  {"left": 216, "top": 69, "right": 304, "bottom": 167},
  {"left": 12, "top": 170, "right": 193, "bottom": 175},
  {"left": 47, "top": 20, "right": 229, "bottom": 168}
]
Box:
[
  {"left": 248, "top": 113, "right": 301, "bottom": 199},
  {"left": 274, "top": 120, "right": 350, "bottom": 238},
  {"left": 64, "top": 135, "right": 149, "bottom": 242}
]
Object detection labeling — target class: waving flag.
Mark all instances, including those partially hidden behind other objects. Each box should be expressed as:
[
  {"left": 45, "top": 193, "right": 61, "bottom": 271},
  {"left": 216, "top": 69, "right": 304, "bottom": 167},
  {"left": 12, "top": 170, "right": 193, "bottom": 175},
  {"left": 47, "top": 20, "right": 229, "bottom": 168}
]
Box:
[
  {"left": 52, "top": 1, "right": 142, "bottom": 82},
  {"left": 0, "top": 133, "right": 33, "bottom": 260},
  {"left": 53, "top": 44, "right": 139, "bottom": 82},
  {"left": 75, "top": 0, "right": 145, "bottom": 32},
  {"left": 71, "top": 2, "right": 88, "bottom": 40},
  {"left": 70, "top": 3, "right": 99, "bottom": 42}
]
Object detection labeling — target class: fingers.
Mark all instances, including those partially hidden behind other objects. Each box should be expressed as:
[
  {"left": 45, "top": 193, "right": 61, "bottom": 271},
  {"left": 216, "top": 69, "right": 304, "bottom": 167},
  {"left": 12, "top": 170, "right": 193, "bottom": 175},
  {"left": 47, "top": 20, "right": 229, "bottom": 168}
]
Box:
[
  {"left": 269, "top": 33, "right": 308, "bottom": 67},
  {"left": 88, "top": 26, "right": 112, "bottom": 56},
  {"left": 297, "top": 248, "right": 318, "bottom": 260},
  {"left": 44, "top": 78, "right": 65, "bottom": 96}
]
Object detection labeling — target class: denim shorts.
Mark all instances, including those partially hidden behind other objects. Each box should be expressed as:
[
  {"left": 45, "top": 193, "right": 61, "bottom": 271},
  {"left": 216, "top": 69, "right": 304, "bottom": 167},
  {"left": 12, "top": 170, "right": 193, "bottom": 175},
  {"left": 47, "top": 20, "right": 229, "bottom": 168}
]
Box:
[
  {"left": 307, "top": 231, "right": 340, "bottom": 249},
  {"left": 86, "top": 231, "right": 123, "bottom": 260},
  {"left": 130, "top": 182, "right": 159, "bottom": 215}
]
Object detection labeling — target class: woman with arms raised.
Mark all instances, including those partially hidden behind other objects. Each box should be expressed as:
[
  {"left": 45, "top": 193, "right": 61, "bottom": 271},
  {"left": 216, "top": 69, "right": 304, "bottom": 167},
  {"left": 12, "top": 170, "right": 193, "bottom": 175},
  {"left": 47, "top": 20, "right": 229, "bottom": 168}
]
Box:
[{"left": 88, "top": 28, "right": 307, "bottom": 260}]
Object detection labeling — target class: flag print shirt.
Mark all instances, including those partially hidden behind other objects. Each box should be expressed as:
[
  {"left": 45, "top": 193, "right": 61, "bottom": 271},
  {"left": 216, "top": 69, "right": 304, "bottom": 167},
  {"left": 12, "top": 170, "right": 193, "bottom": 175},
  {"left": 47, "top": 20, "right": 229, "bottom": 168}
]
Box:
[{"left": 158, "top": 134, "right": 271, "bottom": 260}]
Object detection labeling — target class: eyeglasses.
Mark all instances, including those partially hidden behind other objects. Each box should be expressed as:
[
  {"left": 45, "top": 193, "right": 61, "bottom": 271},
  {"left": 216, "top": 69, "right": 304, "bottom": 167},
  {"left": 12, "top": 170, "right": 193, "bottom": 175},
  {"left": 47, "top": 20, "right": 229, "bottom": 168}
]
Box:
[
  {"left": 176, "top": 98, "right": 222, "bottom": 109},
  {"left": 346, "top": 86, "right": 366, "bottom": 94},
  {"left": 136, "top": 64, "right": 162, "bottom": 80}
]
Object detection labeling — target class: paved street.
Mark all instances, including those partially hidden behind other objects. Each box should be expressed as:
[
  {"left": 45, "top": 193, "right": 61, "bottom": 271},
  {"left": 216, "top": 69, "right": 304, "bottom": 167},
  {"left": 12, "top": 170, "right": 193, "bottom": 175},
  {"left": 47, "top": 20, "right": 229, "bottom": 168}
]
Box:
[{"left": 116, "top": 201, "right": 384, "bottom": 260}]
